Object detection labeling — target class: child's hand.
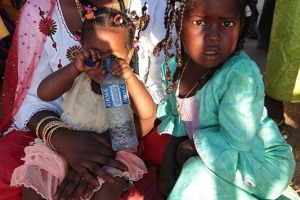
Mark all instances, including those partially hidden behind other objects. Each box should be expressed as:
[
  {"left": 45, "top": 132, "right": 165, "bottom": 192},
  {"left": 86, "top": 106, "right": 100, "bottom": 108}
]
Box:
[
  {"left": 74, "top": 49, "right": 102, "bottom": 72},
  {"left": 54, "top": 168, "right": 95, "bottom": 200},
  {"left": 109, "top": 57, "right": 134, "bottom": 80}
]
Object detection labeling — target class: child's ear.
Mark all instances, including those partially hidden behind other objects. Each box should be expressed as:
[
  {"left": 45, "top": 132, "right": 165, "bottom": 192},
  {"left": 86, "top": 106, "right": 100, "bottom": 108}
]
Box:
[{"left": 126, "top": 47, "right": 135, "bottom": 63}]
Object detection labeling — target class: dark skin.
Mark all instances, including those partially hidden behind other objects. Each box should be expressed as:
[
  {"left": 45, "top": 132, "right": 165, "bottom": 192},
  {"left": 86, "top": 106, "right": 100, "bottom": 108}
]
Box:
[
  {"left": 22, "top": 0, "right": 157, "bottom": 199},
  {"left": 159, "top": 136, "right": 187, "bottom": 197}
]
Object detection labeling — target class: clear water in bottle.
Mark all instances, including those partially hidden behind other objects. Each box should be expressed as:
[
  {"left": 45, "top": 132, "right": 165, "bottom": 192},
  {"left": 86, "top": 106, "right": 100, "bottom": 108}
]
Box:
[{"left": 100, "top": 56, "right": 138, "bottom": 151}]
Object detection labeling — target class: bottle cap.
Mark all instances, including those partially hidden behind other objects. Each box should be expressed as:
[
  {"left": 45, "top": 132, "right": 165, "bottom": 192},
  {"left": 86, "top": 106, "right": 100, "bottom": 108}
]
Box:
[
  {"left": 103, "top": 57, "right": 112, "bottom": 70},
  {"left": 103, "top": 55, "right": 116, "bottom": 71},
  {"left": 84, "top": 58, "right": 97, "bottom": 67}
]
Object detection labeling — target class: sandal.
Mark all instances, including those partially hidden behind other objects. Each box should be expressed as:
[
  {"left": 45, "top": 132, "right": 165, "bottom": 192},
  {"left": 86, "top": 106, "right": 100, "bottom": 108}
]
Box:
[{"left": 276, "top": 119, "right": 289, "bottom": 140}]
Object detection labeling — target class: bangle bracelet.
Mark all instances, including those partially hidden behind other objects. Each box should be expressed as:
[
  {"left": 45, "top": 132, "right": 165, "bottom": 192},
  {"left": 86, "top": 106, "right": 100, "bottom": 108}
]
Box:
[
  {"left": 42, "top": 120, "right": 61, "bottom": 141},
  {"left": 46, "top": 126, "right": 61, "bottom": 152},
  {"left": 46, "top": 125, "right": 72, "bottom": 152},
  {"left": 42, "top": 121, "right": 72, "bottom": 152},
  {"left": 35, "top": 116, "right": 59, "bottom": 138}
]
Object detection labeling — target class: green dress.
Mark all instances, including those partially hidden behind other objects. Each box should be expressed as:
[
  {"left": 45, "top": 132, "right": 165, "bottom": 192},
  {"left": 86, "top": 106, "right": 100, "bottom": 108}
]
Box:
[
  {"left": 264, "top": 0, "right": 300, "bottom": 102},
  {"left": 157, "top": 52, "right": 297, "bottom": 199}
]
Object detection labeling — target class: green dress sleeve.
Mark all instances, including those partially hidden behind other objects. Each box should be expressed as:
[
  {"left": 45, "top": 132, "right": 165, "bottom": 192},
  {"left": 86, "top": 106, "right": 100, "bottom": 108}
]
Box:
[
  {"left": 194, "top": 55, "right": 266, "bottom": 186},
  {"left": 156, "top": 57, "right": 188, "bottom": 137}
]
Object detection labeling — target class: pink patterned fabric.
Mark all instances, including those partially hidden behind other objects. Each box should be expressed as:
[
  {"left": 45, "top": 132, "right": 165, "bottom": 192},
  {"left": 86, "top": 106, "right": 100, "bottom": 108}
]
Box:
[
  {"left": 11, "top": 139, "right": 147, "bottom": 200},
  {"left": 0, "top": 0, "right": 56, "bottom": 132}
]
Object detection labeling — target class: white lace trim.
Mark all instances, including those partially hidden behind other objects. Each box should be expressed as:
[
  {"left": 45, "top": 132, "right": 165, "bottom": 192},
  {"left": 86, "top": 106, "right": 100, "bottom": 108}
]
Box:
[{"left": 60, "top": 112, "right": 107, "bottom": 134}]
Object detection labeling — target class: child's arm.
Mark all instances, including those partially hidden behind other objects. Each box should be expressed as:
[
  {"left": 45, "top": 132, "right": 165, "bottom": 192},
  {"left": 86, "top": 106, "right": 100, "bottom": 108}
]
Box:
[
  {"left": 37, "top": 49, "right": 102, "bottom": 101},
  {"left": 159, "top": 136, "right": 188, "bottom": 196},
  {"left": 109, "top": 58, "right": 156, "bottom": 121}
]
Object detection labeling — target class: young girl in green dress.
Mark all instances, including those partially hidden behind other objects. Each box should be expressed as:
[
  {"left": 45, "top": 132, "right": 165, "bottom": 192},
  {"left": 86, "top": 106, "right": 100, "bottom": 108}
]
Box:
[{"left": 154, "top": 0, "right": 297, "bottom": 199}]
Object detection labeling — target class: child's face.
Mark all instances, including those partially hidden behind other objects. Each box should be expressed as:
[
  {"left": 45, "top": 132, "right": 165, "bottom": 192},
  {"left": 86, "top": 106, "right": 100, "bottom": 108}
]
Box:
[
  {"left": 83, "top": 25, "right": 133, "bottom": 62},
  {"left": 181, "top": 0, "right": 240, "bottom": 68}
]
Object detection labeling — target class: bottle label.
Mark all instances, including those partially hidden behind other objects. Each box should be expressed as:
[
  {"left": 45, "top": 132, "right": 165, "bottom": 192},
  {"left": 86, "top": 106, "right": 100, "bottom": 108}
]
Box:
[{"left": 102, "top": 83, "right": 130, "bottom": 108}]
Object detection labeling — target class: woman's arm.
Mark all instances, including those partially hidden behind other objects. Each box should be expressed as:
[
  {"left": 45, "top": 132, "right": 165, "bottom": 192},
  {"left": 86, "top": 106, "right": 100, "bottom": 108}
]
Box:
[{"left": 27, "top": 110, "right": 127, "bottom": 187}]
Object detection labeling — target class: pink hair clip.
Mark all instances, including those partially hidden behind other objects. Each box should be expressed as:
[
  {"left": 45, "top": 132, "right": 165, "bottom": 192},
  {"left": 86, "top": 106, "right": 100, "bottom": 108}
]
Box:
[{"left": 113, "top": 14, "right": 123, "bottom": 24}]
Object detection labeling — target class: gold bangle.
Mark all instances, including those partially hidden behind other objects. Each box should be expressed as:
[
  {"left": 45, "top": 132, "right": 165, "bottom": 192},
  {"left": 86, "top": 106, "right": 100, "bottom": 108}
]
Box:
[
  {"left": 46, "top": 126, "right": 61, "bottom": 152},
  {"left": 35, "top": 116, "right": 59, "bottom": 138},
  {"left": 42, "top": 121, "right": 72, "bottom": 151},
  {"left": 46, "top": 124, "right": 72, "bottom": 152},
  {"left": 42, "top": 121, "right": 61, "bottom": 141}
]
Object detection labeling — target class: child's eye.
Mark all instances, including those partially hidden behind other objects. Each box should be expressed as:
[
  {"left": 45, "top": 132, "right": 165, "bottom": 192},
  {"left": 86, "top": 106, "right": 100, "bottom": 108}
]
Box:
[
  {"left": 192, "top": 20, "right": 206, "bottom": 26},
  {"left": 222, "top": 21, "right": 234, "bottom": 27}
]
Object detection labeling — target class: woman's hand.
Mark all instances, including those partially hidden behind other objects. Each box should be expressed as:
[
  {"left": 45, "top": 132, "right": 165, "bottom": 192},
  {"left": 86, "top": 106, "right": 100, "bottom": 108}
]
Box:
[
  {"left": 52, "top": 129, "right": 128, "bottom": 187},
  {"left": 54, "top": 168, "right": 95, "bottom": 200}
]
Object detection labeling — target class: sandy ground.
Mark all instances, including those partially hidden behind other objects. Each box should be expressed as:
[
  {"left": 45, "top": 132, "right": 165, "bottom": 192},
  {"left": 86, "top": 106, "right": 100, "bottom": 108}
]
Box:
[{"left": 285, "top": 103, "right": 300, "bottom": 194}]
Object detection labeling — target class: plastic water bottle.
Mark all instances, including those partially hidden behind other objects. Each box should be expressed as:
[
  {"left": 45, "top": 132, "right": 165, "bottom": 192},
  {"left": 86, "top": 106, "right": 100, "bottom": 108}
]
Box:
[{"left": 100, "top": 56, "right": 138, "bottom": 151}]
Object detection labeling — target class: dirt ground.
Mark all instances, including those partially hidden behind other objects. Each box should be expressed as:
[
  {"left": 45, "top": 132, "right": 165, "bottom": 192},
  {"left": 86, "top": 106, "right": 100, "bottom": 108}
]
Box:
[{"left": 285, "top": 103, "right": 300, "bottom": 194}]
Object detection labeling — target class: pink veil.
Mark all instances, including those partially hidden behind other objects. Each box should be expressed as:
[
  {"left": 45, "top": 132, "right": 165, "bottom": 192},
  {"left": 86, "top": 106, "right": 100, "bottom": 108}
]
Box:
[{"left": 0, "top": 0, "right": 56, "bottom": 132}]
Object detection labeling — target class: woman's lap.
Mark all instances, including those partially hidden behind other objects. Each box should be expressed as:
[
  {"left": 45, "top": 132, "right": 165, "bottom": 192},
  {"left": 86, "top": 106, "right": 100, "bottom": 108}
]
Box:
[{"left": 1, "top": 127, "right": 169, "bottom": 200}]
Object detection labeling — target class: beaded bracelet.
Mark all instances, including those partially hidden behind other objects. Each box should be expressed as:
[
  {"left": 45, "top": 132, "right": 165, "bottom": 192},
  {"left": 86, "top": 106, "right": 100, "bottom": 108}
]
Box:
[{"left": 35, "top": 116, "right": 59, "bottom": 138}]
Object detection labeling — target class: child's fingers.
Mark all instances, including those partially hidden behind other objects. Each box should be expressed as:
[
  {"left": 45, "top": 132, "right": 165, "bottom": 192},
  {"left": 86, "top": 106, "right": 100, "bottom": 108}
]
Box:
[
  {"left": 81, "top": 182, "right": 95, "bottom": 200},
  {"left": 54, "top": 169, "right": 82, "bottom": 200},
  {"left": 110, "top": 58, "right": 132, "bottom": 77},
  {"left": 70, "top": 178, "right": 88, "bottom": 200},
  {"left": 82, "top": 161, "right": 116, "bottom": 184},
  {"left": 82, "top": 49, "right": 101, "bottom": 62}
]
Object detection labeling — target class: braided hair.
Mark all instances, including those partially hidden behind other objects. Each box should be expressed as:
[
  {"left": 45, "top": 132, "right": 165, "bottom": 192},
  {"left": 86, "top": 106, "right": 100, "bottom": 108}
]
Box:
[
  {"left": 79, "top": 0, "right": 139, "bottom": 73},
  {"left": 153, "top": 0, "right": 256, "bottom": 94},
  {"left": 81, "top": 7, "right": 136, "bottom": 55}
]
